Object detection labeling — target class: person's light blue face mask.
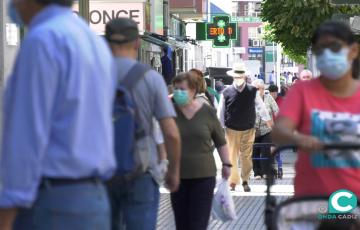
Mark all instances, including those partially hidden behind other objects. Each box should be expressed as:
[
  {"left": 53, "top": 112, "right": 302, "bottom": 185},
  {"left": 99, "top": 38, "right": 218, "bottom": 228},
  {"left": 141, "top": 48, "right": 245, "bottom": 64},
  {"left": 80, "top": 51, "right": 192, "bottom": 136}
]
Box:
[
  {"left": 173, "top": 89, "right": 190, "bottom": 106},
  {"left": 316, "top": 48, "right": 350, "bottom": 80},
  {"left": 8, "top": 0, "right": 24, "bottom": 26}
]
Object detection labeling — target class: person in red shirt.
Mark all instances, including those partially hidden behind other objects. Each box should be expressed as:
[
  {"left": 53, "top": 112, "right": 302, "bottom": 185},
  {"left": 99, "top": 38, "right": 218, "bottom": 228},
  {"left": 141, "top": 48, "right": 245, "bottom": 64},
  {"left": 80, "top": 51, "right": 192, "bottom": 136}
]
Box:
[{"left": 272, "top": 20, "right": 360, "bottom": 198}]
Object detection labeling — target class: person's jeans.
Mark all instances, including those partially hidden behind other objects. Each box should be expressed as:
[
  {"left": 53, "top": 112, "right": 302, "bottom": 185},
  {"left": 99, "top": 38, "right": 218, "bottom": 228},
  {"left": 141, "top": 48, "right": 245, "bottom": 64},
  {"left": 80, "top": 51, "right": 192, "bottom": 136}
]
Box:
[
  {"left": 13, "top": 181, "right": 110, "bottom": 230},
  {"left": 106, "top": 173, "right": 160, "bottom": 230},
  {"left": 276, "top": 152, "right": 283, "bottom": 170}
]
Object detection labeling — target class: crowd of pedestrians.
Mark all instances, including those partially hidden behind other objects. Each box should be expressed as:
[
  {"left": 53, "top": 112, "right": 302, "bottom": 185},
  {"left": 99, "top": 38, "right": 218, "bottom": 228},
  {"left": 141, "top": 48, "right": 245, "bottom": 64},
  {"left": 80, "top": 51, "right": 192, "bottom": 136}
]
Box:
[{"left": 0, "top": 0, "right": 359, "bottom": 229}]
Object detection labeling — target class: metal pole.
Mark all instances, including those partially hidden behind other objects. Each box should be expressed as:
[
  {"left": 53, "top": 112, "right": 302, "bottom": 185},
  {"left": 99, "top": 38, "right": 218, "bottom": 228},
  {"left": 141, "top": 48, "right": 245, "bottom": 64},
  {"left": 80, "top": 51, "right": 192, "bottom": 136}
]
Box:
[
  {"left": 163, "top": 0, "right": 169, "bottom": 37},
  {"left": 79, "top": 0, "right": 90, "bottom": 23}
]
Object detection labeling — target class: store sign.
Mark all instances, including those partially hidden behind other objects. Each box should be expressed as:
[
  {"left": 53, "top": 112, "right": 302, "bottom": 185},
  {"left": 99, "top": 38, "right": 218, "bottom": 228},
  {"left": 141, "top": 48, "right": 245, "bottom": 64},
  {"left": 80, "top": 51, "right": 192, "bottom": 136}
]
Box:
[
  {"left": 196, "top": 15, "right": 237, "bottom": 48},
  {"left": 248, "top": 47, "right": 263, "bottom": 54},
  {"left": 231, "top": 17, "right": 262, "bottom": 23},
  {"left": 73, "top": 2, "right": 145, "bottom": 35}
]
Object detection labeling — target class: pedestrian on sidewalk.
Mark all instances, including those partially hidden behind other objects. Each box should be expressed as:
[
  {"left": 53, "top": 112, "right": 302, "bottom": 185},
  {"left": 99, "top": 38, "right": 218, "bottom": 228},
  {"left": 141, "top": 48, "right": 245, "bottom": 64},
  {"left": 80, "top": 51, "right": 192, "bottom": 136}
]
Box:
[
  {"left": 217, "top": 63, "right": 272, "bottom": 192},
  {"left": 0, "top": 1, "right": 116, "bottom": 229},
  {"left": 105, "top": 18, "right": 181, "bottom": 230},
  {"left": 268, "top": 84, "right": 283, "bottom": 179},
  {"left": 171, "top": 72, "right": 231, "bottom": 230},
  {"left": 273, "top": 20, "right": 360, "bottom": 198},
  {"left": 252, "top": 79, "right": 279, "bottom": 180}
]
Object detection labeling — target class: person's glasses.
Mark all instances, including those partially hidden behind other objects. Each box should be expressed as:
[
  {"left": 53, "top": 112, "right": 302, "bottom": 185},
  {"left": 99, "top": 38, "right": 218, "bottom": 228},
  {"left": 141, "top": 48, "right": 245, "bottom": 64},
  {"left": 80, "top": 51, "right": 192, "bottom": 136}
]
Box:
[{"left": 312, "top": 41, "right": 344, "bottom": 56}]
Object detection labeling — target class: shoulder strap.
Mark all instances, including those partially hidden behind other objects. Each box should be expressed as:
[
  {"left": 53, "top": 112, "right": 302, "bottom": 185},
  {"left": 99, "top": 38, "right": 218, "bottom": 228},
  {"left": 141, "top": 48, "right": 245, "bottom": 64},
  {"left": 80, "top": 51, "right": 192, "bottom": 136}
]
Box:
[{"left": 120, "top": 63, "right": 151, "bottom": 90}]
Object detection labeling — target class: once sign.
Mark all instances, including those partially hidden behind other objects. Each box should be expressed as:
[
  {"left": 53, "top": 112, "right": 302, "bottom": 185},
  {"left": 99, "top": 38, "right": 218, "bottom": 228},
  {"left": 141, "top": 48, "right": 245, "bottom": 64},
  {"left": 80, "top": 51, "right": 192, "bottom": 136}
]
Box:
[{"left": 73, "top": 2, "right": 145, "bottom": 34}]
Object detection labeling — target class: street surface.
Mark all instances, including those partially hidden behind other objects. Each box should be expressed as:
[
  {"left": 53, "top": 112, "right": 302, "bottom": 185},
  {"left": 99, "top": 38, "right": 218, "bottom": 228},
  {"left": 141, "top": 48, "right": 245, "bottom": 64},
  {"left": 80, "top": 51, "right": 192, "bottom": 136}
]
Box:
[{"left": 157, "top": 151, "right": 296, "bottom": 230}]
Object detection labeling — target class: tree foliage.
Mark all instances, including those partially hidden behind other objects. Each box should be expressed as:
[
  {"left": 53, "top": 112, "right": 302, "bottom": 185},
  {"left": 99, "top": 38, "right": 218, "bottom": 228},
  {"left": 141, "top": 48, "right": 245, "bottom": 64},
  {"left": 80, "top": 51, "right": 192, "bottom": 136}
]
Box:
[{"left": 261, "top": 0, "right": 360, "bottom": 64}]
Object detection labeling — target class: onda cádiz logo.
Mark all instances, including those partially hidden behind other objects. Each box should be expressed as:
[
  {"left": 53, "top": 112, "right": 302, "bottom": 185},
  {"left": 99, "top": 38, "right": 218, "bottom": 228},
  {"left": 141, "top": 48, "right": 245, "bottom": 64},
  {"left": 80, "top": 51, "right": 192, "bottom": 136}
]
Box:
[{"left": 318, "top": 189, "right": 358, "bottom": 220}]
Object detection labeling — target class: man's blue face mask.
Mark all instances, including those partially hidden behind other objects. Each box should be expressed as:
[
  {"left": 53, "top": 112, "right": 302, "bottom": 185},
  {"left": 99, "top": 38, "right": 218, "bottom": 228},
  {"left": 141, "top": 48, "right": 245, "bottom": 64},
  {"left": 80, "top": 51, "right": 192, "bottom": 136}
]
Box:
[{"left": 8, "top": 0, "right": 24, "bottom": 26}]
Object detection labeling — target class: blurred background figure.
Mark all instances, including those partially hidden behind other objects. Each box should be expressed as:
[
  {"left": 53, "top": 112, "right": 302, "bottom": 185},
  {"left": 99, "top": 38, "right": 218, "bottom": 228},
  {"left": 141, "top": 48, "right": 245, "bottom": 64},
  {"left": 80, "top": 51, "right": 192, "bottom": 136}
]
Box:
[
  {"left": 299, "top": 69, "right": 313, "bottom": 81},
  {"left": 252, "top": 79, "right": 279, "bottom": 179}
]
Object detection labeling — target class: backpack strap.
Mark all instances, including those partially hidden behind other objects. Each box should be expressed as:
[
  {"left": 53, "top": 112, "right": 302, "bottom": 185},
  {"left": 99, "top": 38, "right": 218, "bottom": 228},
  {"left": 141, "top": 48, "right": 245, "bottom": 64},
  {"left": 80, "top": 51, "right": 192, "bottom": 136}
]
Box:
[{"left": 120, "top": 63, "right": 151, "bottom": 90}]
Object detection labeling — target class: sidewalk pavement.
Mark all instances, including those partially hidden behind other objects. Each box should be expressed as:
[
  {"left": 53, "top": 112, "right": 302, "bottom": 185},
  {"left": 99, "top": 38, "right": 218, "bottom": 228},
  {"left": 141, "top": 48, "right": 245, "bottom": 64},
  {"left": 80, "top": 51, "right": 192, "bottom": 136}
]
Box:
[{"left": 157, "top": 151, "right": 297, "bottom": 230}]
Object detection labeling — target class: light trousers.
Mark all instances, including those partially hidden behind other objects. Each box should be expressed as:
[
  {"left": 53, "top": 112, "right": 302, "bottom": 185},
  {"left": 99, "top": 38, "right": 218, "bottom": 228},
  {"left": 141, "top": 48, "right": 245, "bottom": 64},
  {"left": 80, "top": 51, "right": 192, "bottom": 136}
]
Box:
[{"left": 226, "top": 128, "right": 255, "bottom": 185}]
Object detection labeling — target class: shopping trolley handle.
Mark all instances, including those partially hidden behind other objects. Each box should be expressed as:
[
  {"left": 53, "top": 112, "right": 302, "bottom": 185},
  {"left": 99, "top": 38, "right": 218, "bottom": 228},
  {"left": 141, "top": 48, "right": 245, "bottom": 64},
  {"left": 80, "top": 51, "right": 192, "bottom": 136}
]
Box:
[{"left": 273, "top": 143, "right": 360, "bottom": 156}]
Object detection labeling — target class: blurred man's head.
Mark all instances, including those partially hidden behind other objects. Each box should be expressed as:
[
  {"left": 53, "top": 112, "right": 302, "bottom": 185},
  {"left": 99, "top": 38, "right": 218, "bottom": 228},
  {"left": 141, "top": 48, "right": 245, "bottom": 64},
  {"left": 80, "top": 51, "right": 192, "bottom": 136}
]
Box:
[
  {"left": 105, "top": 18, "right": 140, "bottom": 59},
  {"left": 300, "top": 70, "right": 313, "bottom": 81},
  {"left": 268, "top": 84, "right": 279, "bottom": 100},
  {"left": 252, "top": 79, "right": 265, "bottom": 96},
  {"left": 9, "top": 0, "right": 73, "bottom": 25}
]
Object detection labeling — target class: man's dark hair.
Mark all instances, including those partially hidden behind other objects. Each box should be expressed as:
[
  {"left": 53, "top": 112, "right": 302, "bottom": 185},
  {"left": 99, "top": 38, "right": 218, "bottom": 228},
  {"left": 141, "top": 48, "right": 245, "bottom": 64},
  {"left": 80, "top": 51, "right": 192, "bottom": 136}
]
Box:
[
  {"left": 36, "top": 0, "right": 73, "bottom": 7},
  {"left": 268, "top": 84, "right": 278, "bottom": 93}
]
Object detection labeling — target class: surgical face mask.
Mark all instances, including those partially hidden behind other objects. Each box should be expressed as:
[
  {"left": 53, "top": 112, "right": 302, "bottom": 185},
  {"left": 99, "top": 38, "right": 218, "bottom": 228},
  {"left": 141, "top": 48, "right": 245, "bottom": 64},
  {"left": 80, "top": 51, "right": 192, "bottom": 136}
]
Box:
[
  {"left": 233, "top": 78, "right": 245, "bottom": 87},
  {"left": 8, "top": 0, "right": 23, "bottom": 26},
  {"left": 316, "top": 48, "right": 351, "bottom": 80},
  {"left": 173, "top": 89, "right": 190, "bottom": 106}
]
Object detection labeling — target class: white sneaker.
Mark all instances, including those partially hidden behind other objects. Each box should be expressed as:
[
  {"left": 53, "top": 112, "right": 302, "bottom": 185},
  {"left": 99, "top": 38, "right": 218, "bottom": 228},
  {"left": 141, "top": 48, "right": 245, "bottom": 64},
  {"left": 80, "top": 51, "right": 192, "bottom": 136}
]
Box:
[{"left": 255, "top": 175, "right": 262, "bottom": 180}]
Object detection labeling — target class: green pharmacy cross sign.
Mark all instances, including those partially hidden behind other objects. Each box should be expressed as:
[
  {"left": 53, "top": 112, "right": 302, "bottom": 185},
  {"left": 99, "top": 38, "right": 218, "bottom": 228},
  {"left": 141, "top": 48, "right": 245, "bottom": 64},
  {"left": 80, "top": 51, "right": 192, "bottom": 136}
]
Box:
[{"left": 196, "top": 15, "right": 237, "bottom": 48}]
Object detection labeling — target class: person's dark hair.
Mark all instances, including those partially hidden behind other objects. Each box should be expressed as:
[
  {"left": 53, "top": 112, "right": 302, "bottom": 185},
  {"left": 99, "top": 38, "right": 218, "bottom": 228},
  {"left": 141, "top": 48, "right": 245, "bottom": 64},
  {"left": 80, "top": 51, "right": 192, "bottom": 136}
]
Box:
[
  {"left": 36, "top": 0, "right": 73, "bottom": 6},
  {"left": 268, "top": 84, "right": 279, "bottom": 93},
  {"left": 204, "top": 78, "right": 211, "bottom": 88},
  {"left": 311, "top": 20, "right": 359, "bottom": 79}
]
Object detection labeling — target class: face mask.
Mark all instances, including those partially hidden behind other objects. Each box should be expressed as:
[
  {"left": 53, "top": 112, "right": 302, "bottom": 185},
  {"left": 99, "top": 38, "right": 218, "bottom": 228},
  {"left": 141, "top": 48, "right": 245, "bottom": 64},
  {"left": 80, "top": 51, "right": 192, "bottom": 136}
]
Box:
[
  {"left": 316, "top": 48, "right": 350, "bottom": 80},
  {"left": 173, "top": 89, "right": 189, "bottom": 106},
  {"left": 234, "top": 78, "right": 245, "bottom": 87},
  {"left": 8, "top": 0, "right": 23, "bottom": 26}
]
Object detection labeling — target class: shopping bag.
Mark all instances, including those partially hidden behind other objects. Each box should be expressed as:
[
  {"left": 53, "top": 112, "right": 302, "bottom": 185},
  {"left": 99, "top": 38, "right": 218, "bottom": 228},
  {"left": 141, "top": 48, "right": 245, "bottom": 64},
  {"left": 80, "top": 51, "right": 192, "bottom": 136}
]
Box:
[{"left": 212, "top": 179, "right": 237, "bottom": 222}]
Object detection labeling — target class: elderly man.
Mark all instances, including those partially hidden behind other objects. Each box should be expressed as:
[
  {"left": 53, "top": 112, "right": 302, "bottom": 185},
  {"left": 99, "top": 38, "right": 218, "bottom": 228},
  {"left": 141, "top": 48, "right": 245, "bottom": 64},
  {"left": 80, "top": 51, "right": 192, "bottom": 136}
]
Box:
[
  {"left": 300, "top": 69, "right": 313, "bottom": 81},
  {"left": 0, "top": 0, "right": 116, "bottom": 229},
  {"left": 217, "top": 63, "right": 272, "bottom": 192}
]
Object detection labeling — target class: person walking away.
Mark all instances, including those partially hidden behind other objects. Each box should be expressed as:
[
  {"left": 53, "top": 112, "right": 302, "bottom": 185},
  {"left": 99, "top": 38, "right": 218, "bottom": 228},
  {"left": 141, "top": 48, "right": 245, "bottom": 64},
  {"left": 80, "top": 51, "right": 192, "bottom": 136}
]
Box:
[
  {"left": 268, "top": 84, "right": 283, "bottom": 178},
  {"left": 0, "top": 1, "right": 117, "bottom": 229},
  {"left": 105, "top": 18, "right": 181, "bottom": 230},
  {"left": 171, "top": 72, "right": 231, "bottom": 230},
  {"left": 273, "top": 21, "right": 360, "bottom": 199},
  {"left": 252, "top": 80, "right": 279, "bottom": 179},
  {"left": 217, "top": 63, "right": 272, "bottom": 192}
]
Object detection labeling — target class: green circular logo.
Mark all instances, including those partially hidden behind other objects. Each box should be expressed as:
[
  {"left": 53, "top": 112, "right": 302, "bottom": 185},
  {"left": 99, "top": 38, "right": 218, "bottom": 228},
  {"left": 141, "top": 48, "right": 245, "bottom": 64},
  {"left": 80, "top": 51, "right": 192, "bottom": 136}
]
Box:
[{"left": 328, "top": 189, "right": 357, "bottom": 214}]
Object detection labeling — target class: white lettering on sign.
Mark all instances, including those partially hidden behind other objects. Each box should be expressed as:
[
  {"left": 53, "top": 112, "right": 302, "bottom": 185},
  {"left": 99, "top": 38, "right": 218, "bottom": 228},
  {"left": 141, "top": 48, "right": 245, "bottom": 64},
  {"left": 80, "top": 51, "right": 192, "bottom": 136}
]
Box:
[{"left": 73, "top": 2, "right": 144, "bottom": 35}]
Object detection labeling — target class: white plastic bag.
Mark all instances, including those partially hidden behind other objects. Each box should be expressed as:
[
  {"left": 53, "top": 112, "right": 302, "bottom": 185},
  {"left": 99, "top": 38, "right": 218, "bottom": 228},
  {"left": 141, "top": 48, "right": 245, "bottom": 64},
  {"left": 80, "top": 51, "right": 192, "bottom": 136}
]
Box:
[{"left": 212, "top": 179, "right": 237, "bottom": 222}]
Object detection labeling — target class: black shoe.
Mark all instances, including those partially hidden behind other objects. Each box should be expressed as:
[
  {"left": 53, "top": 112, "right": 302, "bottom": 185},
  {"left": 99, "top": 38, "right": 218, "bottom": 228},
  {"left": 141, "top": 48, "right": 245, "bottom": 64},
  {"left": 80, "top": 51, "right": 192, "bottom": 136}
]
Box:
[
  {"left": 278, "top": 168, "right": 283, "bottom": 179},
  {"left": 242, "top": 182, "right": 251, "bottom": 192},
  {"left": 230, "top": 183, "right": 236, "bottom": 191}
]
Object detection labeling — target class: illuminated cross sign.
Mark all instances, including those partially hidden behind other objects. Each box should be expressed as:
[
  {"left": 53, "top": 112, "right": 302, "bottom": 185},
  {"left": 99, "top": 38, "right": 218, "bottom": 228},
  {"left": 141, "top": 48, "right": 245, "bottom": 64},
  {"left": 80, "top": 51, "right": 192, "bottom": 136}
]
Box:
[{"left": 196, "top": 15, "right": 237, "bottom": 48}]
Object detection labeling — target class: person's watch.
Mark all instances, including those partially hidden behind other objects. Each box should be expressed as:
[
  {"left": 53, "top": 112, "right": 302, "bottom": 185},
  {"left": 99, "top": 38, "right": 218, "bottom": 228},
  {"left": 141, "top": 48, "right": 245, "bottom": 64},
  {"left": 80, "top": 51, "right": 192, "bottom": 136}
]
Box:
[{"left": 222, "top": 163, "right": 233, "bottom": 168}]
